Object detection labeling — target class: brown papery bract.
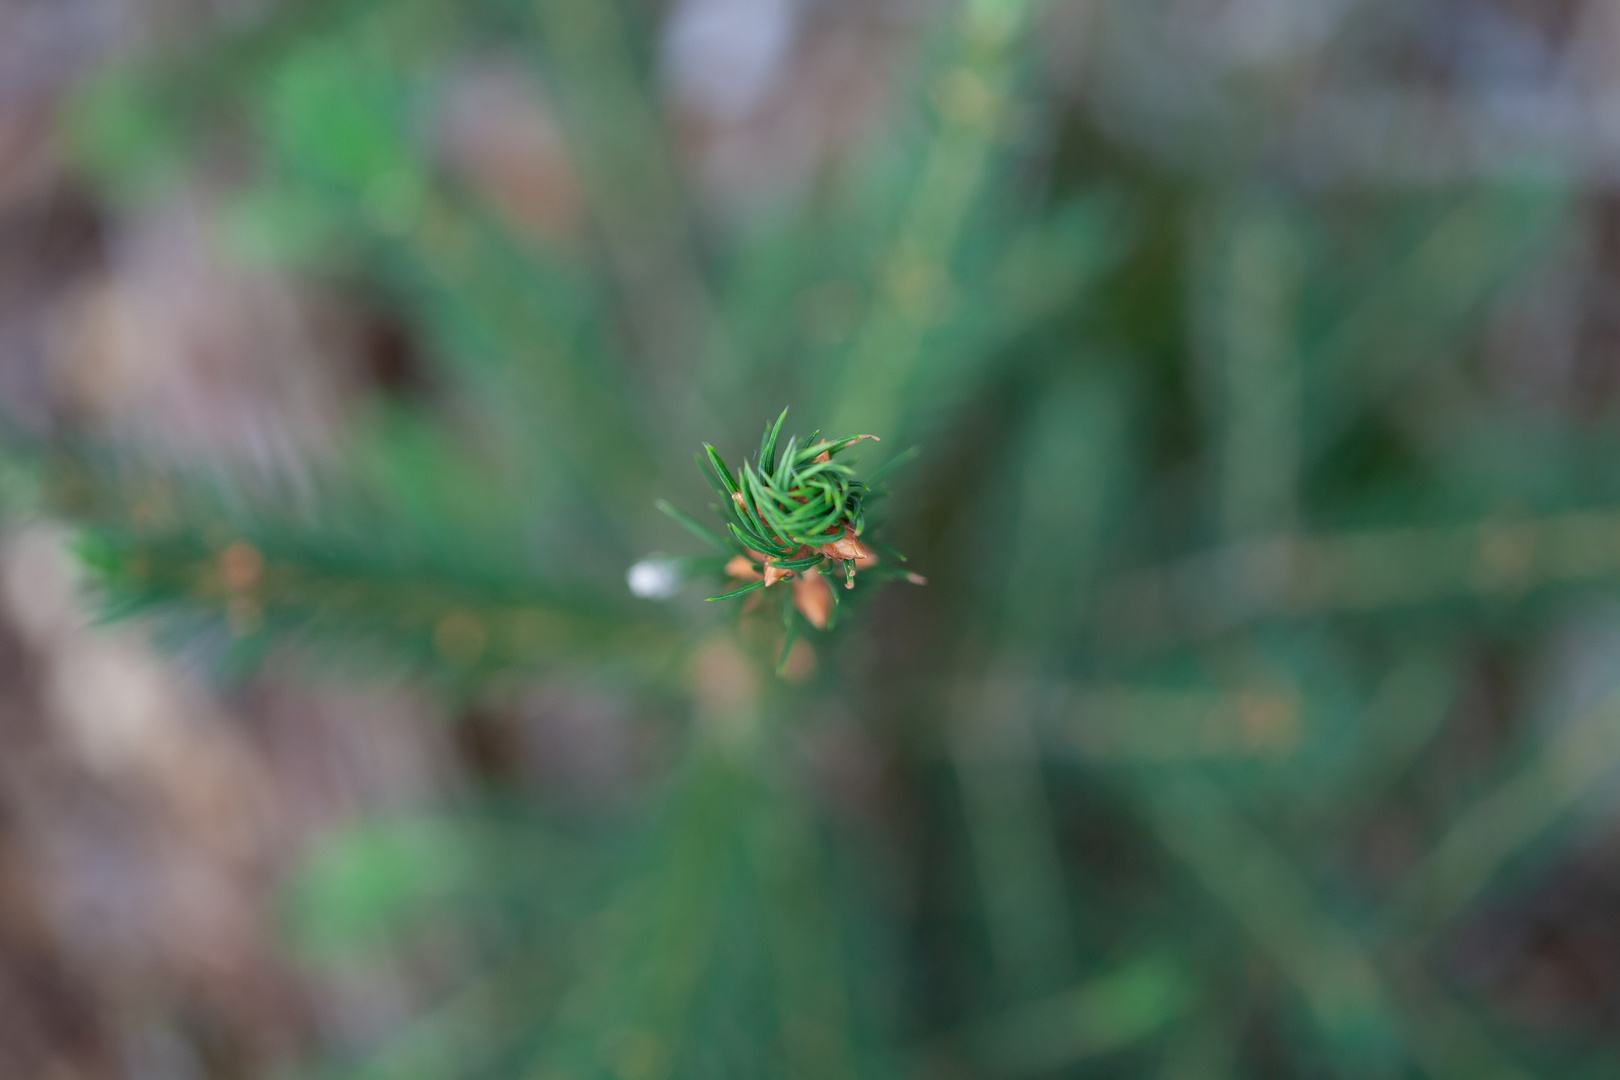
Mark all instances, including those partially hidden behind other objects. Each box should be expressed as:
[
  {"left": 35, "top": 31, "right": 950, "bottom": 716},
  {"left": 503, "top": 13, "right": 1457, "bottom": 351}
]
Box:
[
  {"left": 819, "top": 525, "right": 875, "bottom": 566},
  {"left": 792, "top": 572, "right": 834, "bottom": 629},
  {"left": 725, "top": 555, "right": 762, "bottom": 581}
]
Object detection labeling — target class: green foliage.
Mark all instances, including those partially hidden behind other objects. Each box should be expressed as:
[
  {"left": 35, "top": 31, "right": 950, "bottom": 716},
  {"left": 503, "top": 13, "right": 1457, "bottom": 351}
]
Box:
[
  {"left": 26, "top": 0, "right": 1620, "bottom": 1078},
  {"left": 660, "top": 408, "right": 916, "bottom": 601},
  {"left": 283, "top": 817, "right": 491, "bottom": 962}
]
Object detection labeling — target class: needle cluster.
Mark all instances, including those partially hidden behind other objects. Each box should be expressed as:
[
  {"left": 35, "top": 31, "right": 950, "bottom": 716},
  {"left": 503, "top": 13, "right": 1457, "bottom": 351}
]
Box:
[{"left": 655, "top": 409, "right": 922, "bottom": 626}]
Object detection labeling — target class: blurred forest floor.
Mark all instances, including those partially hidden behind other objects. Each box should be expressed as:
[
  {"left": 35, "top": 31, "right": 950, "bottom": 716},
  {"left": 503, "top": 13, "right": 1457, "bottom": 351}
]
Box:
[{"left": 0, "top": 2, "right": 507, "bottom": 1074}]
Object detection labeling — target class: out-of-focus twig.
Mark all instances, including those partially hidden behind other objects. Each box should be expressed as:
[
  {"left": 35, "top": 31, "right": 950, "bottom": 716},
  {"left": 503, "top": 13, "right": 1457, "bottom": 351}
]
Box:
[
  {"left": 1097, "top": 508, "right": 1620, "bottom": 650},
  {"left": 1138, "top": 773, "right": 1533, "bottom": 1080},
  {"left": 925, "top": 952, "right": 1191, "bottom": 1077},
  {"left": 1394, "top": 684, "right": 1620, "bottom": 934},
  {"left": 532, "top": 0, "right": 733, "bottom": 451},
  {"left": 828, "top": 0, "right": 1037, "bottom": 442}
]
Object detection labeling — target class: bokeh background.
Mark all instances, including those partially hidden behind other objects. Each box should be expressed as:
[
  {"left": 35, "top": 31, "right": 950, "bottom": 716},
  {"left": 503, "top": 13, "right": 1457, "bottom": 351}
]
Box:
[{"left": 4, "top": 0, "right": 1620, "bottom": 1076}]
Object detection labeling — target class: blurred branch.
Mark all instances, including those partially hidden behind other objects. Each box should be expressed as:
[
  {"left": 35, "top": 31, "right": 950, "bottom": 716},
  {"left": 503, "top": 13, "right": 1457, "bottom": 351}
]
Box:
[
  {"left": 928, "top": 952, "right": 1191, "bottom": 1077},
  {"left": 828, "top": 0, "right": 1037, "bottom": 441},
  {"left": 1137, "top": 774, "right": 1391, "bottom": 1048},
  {"left": 532, "top": 0, "right": 731, "bottom": 446},
  {"left": 1394, "top": 684, "right": 1620, "bottom": 934},
  {"left": 529, "top": 743, "right": 749, "bottom": 1078},
  {"left": 1299, "top": 653, "right": 1459, "bottom": 831},
  {"left": 1192, "top": 195, "right": 1303, "bottom": 539},
  {"left": 394, "top": 206, "right": 659, "bottom": 503},
  {"left": 1138, "top": 773, "right": 1532, "bottom": 1080},
  {"left": 747, "top": 780, "right": 858, "bottom": 1080},
  {"left": 998, "top": 372, "right": 1126, "bottom": 646},
  {"left": 1304, "top": 191, "right": 1564, "bottom": 459},
  {"left": 78, "top": 518, "right": 663, "bottom": 676},
  {"left": 1097, "top": 509, "right": 1620, "bottom": 649},
  {"left": 1048, "top": 682, "right": 1301, "bottom": 761},
  {"left": 950, "top": 677, "right": 1076, "bottom": 998}
]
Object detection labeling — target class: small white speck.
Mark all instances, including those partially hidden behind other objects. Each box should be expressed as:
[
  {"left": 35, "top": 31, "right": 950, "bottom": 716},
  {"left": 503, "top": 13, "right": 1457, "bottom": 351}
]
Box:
[{"left": 627, "top": 557, "right": 683, "bottom": 600}]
